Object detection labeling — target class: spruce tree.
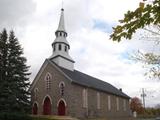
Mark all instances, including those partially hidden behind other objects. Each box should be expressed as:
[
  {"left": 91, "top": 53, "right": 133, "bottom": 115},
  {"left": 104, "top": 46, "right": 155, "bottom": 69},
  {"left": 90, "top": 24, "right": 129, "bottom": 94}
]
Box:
[
  {"left": 0, "top": 29, "right": 10, "bottom": 112},
  {"left": 0, "top": 29, "right": 31, "bottom": 113}
]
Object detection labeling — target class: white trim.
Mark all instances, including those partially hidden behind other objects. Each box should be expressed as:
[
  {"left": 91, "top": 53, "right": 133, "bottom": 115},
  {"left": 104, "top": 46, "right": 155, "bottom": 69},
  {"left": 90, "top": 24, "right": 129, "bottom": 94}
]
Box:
[
  {"left": 97, "top": 92, "right": 100, "bottom": 109},
  {"left": 42, "top": 94, "right": 52, "bottom": 105},
  {"left": 34, "top": 88, "right": 39, "bottom": 100},
  {"left": 82, "top": 88, "right": 88, "bottom": 108},
  {"left": 45, "top": 72, "right": 52, "bottom": 90},
  {"left": 59, "top": 81, "right": 65, "bottom": 88},
  {"left": 123, "top": 99, "right": 127, "bottom": 111},
  {"left": 34, "top": 88, "right": 39, "bottom": 93},
  {"left": 45, "top": 72, "right": 52, "bottom": 80},
  {"left": 108, "top": 95, "right": 111, "bottom": 111},
  {"left": 57, "top": 98, "right": 67, "bottom": 107},
  {"left": 116, "top": 97, "right": 119, "bottom": 111}
]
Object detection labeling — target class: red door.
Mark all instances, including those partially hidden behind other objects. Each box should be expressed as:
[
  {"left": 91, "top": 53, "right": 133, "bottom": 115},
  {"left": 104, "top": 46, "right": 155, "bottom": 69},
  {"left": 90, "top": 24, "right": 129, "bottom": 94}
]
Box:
[
  {"left": 43, "top": 97, "right": 51, "bottom": 115},
  {"left": 32, "top": 103, "right": 38, "bottom": 115},
  {"left": 58, "top": 100, "right": 66, "bottom": 116}
]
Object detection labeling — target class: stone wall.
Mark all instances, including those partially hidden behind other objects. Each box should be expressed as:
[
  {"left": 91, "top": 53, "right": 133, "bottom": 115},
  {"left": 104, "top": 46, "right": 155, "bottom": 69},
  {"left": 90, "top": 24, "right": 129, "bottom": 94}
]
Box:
[{"left": 31, "top": 61, "right": 131, "bottom": 119}]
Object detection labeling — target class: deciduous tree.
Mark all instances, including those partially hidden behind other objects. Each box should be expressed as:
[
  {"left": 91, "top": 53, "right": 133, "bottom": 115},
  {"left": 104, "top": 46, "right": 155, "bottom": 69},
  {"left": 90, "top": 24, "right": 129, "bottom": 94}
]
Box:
[
  {"left": 130, "top": 97, "right": 144, "bottom": 114},
  {"left": 110, "top": 0, "right": 160, "bottom": 80},
  {"left": 110, "top": 0, "right": 160, "bottom": 42}
]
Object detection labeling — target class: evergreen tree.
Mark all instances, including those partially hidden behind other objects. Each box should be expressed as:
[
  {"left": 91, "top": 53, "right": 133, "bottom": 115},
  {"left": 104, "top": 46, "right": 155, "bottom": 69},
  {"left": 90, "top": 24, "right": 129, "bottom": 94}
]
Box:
[
  {"left": 7, "top": 30, "right": 31, "bottom": 113},
  {"left": 0, "top": 29, "right": 31, "bottom": 113},
  {"left": 0, "top": 29, "right": 10, "bottom": 112}
]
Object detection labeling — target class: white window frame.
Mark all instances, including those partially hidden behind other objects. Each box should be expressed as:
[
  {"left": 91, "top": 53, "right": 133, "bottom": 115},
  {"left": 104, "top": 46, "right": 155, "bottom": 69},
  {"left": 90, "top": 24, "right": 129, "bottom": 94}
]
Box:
[
  {"left": 97, "top": 92, "right": 100, "bottom": 109},
  {"left": 123, "top": 99, "right": 127, "bottom": 111},
  {"left": 108, "top": 95, "right": 111, "bottom": 111},
  {"left": 116, "top": 97, "right": 119, "bottom": 111},
  {"left": 82, "top": 88, "right": 88, "bottom": 108}
]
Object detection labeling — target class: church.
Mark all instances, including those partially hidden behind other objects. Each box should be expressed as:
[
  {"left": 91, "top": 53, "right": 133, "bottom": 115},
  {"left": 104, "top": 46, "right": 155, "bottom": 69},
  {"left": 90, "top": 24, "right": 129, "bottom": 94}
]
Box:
[{"left": 30, "top": 8, "right": 131, "bottom": 119}]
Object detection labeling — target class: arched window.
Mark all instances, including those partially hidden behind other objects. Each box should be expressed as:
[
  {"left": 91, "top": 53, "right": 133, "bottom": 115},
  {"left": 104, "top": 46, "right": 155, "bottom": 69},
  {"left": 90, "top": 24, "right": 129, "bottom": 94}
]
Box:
[
  {"left": 60, "top": 32, "right": 62, "bottom": 36},
  {"left": 34, "top": 88, "right": 38, "bottom": 100},
  {"left": 45, "top": 73, "right": 51, "bottom": 90},
  {"left": 59, "top": 82, "right": 65, "bottom": 96}
]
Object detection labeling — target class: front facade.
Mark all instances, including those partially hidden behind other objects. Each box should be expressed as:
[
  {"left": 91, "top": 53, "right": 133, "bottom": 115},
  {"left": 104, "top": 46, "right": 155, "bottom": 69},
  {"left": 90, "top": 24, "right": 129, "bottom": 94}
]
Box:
[{"left": 30, "top": 8, "right": 131, "bottom": 119}]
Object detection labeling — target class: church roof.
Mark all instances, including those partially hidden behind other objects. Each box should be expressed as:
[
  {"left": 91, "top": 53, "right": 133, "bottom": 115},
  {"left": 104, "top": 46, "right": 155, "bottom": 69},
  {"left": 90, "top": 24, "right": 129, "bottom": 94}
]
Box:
[{"left": 49, "top": 60, "right": 130, "bottom": 99}]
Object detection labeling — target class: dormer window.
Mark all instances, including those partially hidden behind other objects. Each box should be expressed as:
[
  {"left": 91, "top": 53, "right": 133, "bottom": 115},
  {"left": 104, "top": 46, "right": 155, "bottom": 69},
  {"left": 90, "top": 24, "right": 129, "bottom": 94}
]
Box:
[{"left": 59, "top": 44, "right": 61, "bottom": 51}]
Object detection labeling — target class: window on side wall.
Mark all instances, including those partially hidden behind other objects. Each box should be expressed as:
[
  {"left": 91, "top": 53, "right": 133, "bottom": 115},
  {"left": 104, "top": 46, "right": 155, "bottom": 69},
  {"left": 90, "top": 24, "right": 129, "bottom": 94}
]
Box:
[
  {"left": 82, "top": 88, "right": 88, "bottom": 108},
  {"left": 108, "top": 95, "right": 111, "bottom": 111},
  {"left": 116, "top": 97, "right": 119, "bottom": 111},
  {"left": 97, "top": 92, "right": 100, "bottom": 109},
  {"left": 123, "top": 99, "right": 127, "bottom": 111}
]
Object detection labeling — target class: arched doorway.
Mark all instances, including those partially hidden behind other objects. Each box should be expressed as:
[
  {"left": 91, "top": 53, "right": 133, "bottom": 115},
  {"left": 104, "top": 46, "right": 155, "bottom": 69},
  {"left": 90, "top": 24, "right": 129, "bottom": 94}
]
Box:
[
  {"left": 32, "top": 103, "right": 38, "bottom": 115},
  {"left": 58, "top": 100, "right": 66, "bottom": 116},
  {"left": 43, "top": 96, "right": 51, "bottom": 115}
]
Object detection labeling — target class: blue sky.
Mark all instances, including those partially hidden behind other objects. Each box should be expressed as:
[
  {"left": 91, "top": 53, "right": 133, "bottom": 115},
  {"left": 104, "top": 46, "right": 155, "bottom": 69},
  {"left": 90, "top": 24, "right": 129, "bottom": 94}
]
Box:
[{"left": 93, "top": 19, "right": 114, "bottom": 33}]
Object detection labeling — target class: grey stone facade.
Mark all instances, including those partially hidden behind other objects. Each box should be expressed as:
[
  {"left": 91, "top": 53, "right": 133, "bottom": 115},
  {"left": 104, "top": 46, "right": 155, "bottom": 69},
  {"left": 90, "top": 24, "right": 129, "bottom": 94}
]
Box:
[{"left": 30, "top": 59, "right": 131, "bottom": 119}]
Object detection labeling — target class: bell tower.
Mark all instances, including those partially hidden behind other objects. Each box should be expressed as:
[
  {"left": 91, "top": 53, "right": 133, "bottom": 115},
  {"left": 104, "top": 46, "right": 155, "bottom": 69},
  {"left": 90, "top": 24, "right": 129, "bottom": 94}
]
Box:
[{"left": 50, "top": 8, "right": 75, "bottom": 71}]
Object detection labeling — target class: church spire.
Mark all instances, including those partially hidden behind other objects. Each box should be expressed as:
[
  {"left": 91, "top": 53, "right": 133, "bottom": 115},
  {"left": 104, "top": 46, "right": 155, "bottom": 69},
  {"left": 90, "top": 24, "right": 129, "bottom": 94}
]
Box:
[
  {"left": 50, "top": 8, "right": 75, "bottom": 71},
  {"left": 57, "top": 8, "right": 66, "bottom": 32}
]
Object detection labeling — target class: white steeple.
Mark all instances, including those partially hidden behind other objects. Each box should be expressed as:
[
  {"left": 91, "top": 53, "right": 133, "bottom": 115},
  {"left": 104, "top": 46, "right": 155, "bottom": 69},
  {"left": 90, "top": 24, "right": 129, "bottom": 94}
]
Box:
[
  {"left": 57, "top": 8, "right": 66, "bottom": 32},
  {"left": 50, "top": 8, "right": 75, "bottom": 71}
]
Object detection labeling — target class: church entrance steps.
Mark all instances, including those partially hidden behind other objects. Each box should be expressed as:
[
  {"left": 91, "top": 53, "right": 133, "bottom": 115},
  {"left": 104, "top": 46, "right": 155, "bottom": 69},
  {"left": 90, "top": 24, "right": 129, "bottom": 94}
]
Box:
[{"left": 31, "top": 115, "right": 80, "bottom": 120}]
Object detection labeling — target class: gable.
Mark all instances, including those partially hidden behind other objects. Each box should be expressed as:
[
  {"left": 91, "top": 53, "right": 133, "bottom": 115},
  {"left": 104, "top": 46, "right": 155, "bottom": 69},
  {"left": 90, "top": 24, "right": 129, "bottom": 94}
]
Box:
[{"left": 30, "top": 59, "right": 73, "bottom": 91}]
